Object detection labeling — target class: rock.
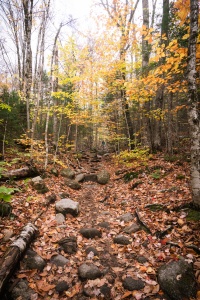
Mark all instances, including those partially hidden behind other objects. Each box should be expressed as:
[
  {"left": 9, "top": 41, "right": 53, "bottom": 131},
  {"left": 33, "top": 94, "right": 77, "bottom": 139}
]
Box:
[
  {"left": 31, "top": 176, "right": 49, "bottom": 194},
  {"left": 119, "top": 212, "right": 133, "bottom": 222},
  {"left": 84, "top": 174, "right": 97, "bottom": 182},
  {"left": 55, "top": 281, "right": 69, "bottom": 293},
  {"left": 65, "top": 179, "right": 81, "bottom": 190},
  {"left": 56, "top": 198, "right": 79, "bottom": 216},
  {"left": 3, "top": 229, "right": 14, "bottom": 241},
  {"left": 0, "top": 202, "right": 12, "bottom": 217},
  {"left": 9, "top": 279, "right": 35, "bottom": 300},
  {"left": 97, "top": 169, "right": 110, "bottom": 184},
  {"left": 98, "top": 221, "right": 110, "bottom": 229},
  {"left": 78, "top": 263, "right": 102, "bottom": 280},
  {"left": 22, "top": 249, "right": 46, "bottom": 271},
  {"left": 58, "top": 236, "right": 77, "bottom": 254},
  {"left": 123, "top": 223, "right": 141, "bottom": 234},
  {"left": 55, "top": 213, "right": 65, "bottom": 224},
  {"left": 80, "top": 228, "right": 102, "bottom": 239},
  {"left": 50, "top": 254, "right": 69, "bottom": 267},
  {"left": 75, "top": 173, "right": 85, "bottom": 182},
  {"left": 85, "top": 246, "right": 99, "bottom": 257},
  {"left": 60, "top": 168, "right": 75, "bottom": 179},
  {"left": 51, "top": 168, "right": 59, "bottom": 176},
  {"left": 59, "top": 192, "right": 70, "bottom": 198},
  {"left": 158, "top": 258, "right": 197, "bottom": 300},
  {"left": 123, "top": 277, "right": 145, "bottom": 291},
  {"left": 46, "top": 193, "right": 56, "bottom": 203},
  {"left": 100, "top": 284, "right": 111, "bottom": 299},
  {"left": 136, "top": 256, "right": 148, "bottom": 263},
  {"left": 113, "top": 235, "right": 131, "bottom": 245}
]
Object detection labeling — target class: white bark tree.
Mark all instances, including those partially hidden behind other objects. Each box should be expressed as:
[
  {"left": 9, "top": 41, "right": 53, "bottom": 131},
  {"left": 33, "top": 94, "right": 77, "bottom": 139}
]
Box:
[{"left": 187, "top": 0, "right": 200, "bottom": 209}]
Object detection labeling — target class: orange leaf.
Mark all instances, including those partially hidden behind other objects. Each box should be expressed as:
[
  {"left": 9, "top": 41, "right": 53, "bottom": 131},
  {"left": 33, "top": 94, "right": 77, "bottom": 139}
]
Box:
[{"left": 121, "top": 291, "right": 133, "bottom": 299}]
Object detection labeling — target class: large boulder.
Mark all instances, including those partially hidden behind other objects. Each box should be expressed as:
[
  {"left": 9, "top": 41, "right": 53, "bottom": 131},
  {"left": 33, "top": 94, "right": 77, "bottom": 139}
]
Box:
[
  {"left": 158, "top": 258, "right": 197, "bottom": 300},
  {"left": 97, "top": 169, "right": 110, "bottom": 185},
  {"left": 60, "top": 168, "right": 75, "bottom": 179},
  {"left": 55, "top": 198, "right": 79, "bottom": 216}
]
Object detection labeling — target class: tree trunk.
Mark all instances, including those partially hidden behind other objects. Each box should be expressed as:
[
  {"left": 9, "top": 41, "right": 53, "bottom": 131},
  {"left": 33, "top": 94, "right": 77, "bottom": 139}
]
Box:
[
  {"left": 1, "top": 166, "right": 38, "bottom": 181},
  {"left": 187, "top": 0, "right": 200, "bottom": 209},
  {"left": 0, "top": 223, "right": 38, "bottom": 297},
  {"left": 22, "top": 0, "right": 33, "bottom": 133},
  {"left": 152, "top": 0, "right": 169, "bottom": 152}
]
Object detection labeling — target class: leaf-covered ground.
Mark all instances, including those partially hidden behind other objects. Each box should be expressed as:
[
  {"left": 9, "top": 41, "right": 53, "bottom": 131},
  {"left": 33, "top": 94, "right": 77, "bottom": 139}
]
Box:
[{"left": 0, "top": 152, "right": 200, "bottom": 299}]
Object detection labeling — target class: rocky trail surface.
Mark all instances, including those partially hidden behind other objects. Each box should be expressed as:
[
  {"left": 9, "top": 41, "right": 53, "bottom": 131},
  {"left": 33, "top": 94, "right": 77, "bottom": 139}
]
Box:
[{"left": 0, "top": 152, "right": 200, "bottom": 299}]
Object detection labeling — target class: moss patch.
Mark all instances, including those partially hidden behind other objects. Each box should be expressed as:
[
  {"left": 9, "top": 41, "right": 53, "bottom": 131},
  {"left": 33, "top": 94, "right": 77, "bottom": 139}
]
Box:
[{"left": 186, "top": 209, "right": 200, "bottom": 221}]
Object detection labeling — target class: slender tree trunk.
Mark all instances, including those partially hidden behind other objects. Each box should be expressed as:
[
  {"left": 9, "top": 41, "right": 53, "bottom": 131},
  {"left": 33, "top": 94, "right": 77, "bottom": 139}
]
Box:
[
  {"left": 152, "top": 0, "right": 169, "bottom": 152},
  {"left": 187, "top": 0, "right": 200, "bottom": 208},
  {"left": 22, "top": 0, "right": 33, "bottom": 134}
]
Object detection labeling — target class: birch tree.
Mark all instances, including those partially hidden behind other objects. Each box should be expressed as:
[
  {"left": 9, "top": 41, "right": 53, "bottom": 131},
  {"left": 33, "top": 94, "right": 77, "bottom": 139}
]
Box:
[{"left": 187, "top": 0, "right": 200, "bottom": 208}]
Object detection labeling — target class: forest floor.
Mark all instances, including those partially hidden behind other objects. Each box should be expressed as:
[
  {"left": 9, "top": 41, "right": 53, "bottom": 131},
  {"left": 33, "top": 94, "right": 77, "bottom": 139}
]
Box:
[{"left": 0, "top": 150, "right": 200, "bottom": 299}]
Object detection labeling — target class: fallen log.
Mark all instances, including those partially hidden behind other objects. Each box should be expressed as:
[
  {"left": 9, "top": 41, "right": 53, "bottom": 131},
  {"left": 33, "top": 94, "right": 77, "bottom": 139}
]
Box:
[
  {"left": 1, "top": 166, "right": 39, "bottom": 181},
  {"left": 0, "top": 223, "right": 38, "bottom": 297}
]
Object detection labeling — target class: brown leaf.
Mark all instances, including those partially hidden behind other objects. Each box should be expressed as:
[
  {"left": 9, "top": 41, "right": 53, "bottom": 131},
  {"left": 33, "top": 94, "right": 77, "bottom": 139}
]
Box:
[{"left": 36, "top": 281, "right": 56, "bottom": 292}]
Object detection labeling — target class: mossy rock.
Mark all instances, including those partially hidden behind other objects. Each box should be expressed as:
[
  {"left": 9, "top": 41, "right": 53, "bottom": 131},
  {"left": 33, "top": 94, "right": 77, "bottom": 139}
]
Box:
[
  {"left": 0, "top": 202, "right": 12, "bottom": 217},
  {"left": 186, "top": 209, "right": 200, "bottom": 221}
]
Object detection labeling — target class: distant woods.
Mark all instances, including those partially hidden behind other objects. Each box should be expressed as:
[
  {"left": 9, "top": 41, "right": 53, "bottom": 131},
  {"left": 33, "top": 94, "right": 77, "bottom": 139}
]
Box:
[{"left": 0, "top": 0, "right": 199, "bottom": 191}]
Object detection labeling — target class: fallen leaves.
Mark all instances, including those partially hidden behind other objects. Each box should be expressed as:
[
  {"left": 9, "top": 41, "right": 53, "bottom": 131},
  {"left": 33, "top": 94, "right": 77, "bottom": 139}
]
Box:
[{"left": 0, "top": 154, "right": 199, "bottom": 299}]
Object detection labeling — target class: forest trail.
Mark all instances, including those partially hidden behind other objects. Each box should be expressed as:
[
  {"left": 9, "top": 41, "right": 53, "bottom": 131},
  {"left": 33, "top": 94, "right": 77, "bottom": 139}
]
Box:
[{"left": 0, "top": 153, "right": 200, "bottom": 299}]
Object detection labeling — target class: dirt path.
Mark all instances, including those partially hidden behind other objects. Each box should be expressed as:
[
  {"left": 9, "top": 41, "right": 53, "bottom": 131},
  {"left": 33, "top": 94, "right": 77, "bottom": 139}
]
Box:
[{"left": 1, "top": 154, "right": 200, "bottom": 299}]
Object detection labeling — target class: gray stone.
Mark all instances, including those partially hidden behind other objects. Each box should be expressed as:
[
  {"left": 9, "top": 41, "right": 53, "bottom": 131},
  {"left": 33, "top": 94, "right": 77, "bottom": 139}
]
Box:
[
  {"left": 10, "top": 279, "right": 35, "bottom": 300},
  {"left": 98, "top": 221, "right": 110, "bottom": 229},
  {"left": 84, "top": 174, "right": 97, "bottom": 182},
  {"left": 85, "top": 246, "right": 99, "bottom": 257},
  {"left": 158, "top": 258, "right": 197, "bottom": 300},
  {"left": 75, "top": 173, "right": 85, "bottom": 182},
  {"left": 113, "top": 235, "right": 131, "bottom": 245},
  {"left": 55, "top": 213, "right": 65, "bottom": 224},
  {"left": 31, "top": 176, "right": 49, "bottom": 194},
  {"left": 56, "top": 198, "right": 79, "bottom": 216},
  {"left": 3, "top": 229, "right": 14, "bottom": 241},
  {"left": 22, "top": 249, "right": 46, "bottom": 271},
  {"left": 97, "top": 169, "right": 110, "bottom": 184},
  {"left": 80, "top": 228, "right": 102, "bottom": 239},
  {"left": 55, "top": 281, "right": 69, "bottom": 293},
  {"left": 123, "top": 277, "right": 145, "bottom": 291},
  {"left": 60, "top": 168, "right": 75, "bottom": 179},
  {"left": 78, "top": 263, "right": 102, "bottom": 280},
  {"left": 119, "top": 212, "right": 133, "bottom": 222},
  {"left": 65, "top": 179, "right": 81, "bottom": 190},
  {"left": 50, "top": 254, "right": 69, "bottom": 267},
  {"left": 123, "top": 223, "right": 141, "bottom": 234},
  {"left": 136, "top": 256, "right": 148, "bottom": 263},
  {"left": 59, "top": 192, "right": 70, "bottom": 198},
  {"left": 58, "top": 236, "right": 77, "bottom": 254}
]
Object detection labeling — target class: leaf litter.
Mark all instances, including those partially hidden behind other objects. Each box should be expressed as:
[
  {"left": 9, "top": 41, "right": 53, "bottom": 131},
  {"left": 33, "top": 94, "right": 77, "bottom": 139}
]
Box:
[{"left": 0, "top": 153, "right": 199, "bottom": 299}]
